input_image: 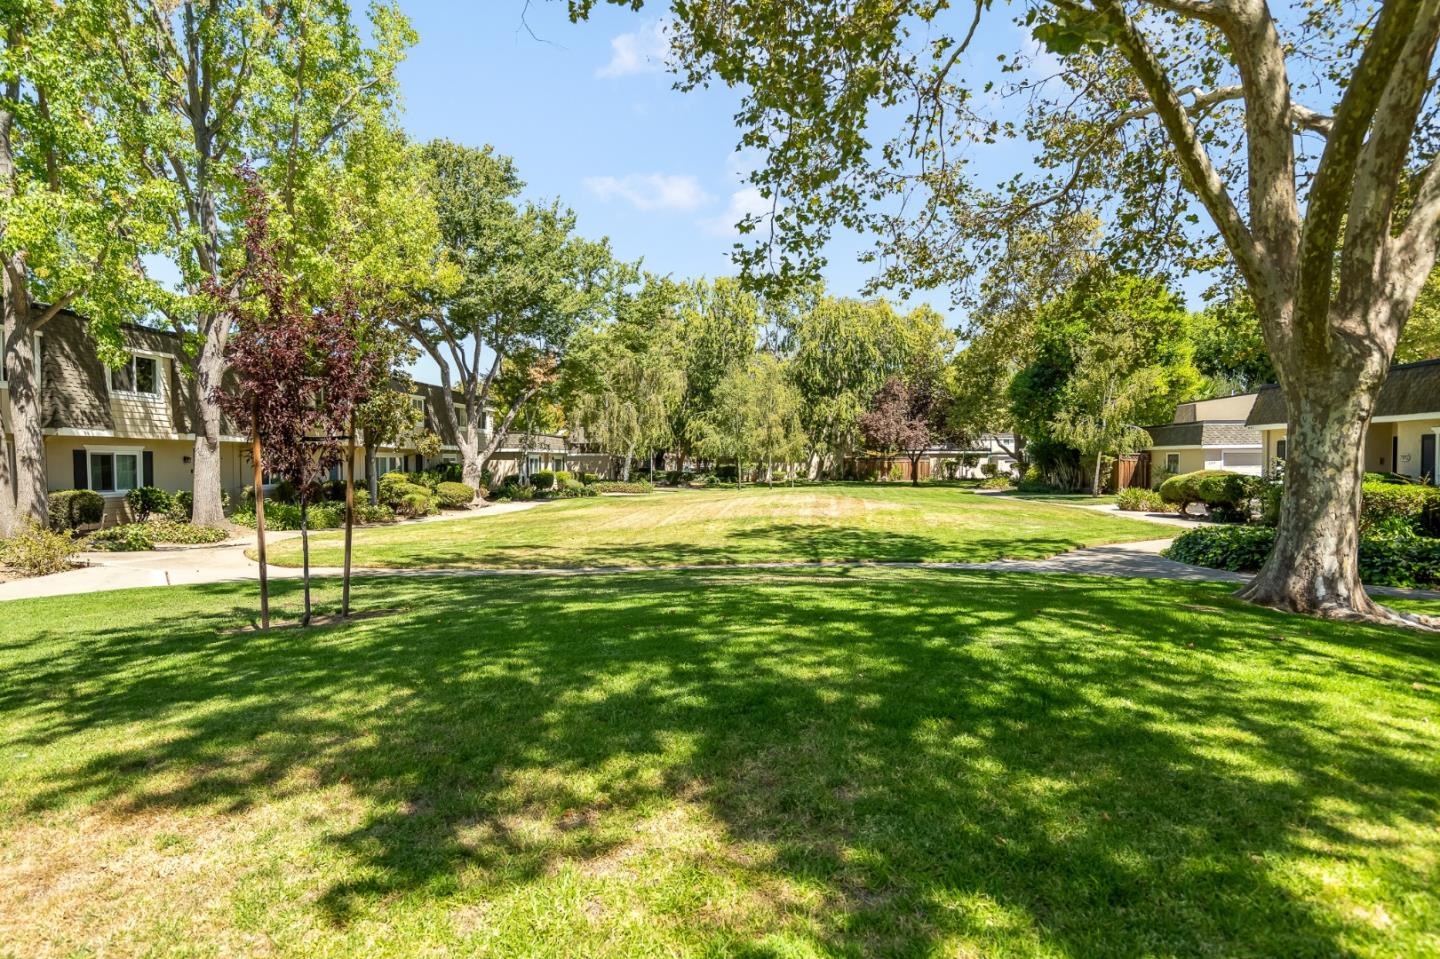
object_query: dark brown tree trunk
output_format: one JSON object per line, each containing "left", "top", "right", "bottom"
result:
{"left": 300, "top": 489, "right": 312, "bottom": 627}
{"left": 910, "top": 453, "right": 921, "bottom": 486}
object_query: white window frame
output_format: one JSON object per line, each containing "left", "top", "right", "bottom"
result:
{"left": 110, "top": 352, "right": 163, "bottom": 399}
{"left": 84, "top": 445, "right": 144, "bottom": 495}
{"left": 376, "top": 454, "right": 404, "bottom": 476}
{"left": 1164, "top": 453, "right": 1180, "bottom": 474}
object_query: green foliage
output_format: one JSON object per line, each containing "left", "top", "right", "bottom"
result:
{"left": 1115, "top": 487, "right": 1172, "bottom": 513}
{"left": 1360, "top": 481, "right": 1440, "bottom": 537}
{"left": 46, "top": 490, "right": 105, "bottom": 532}
{"left": 590, "top": 480, "right": 654, "bottom": 494}
{"left": 0, "top": 524, "right": 79, "bottom": 576}
{"left": 233, "top": 502, "right": 395, "bottom": 531}
{"left": 1165, "top": 525, "right": 1440, "bottom": 589}
{"left": 124, "top": 486, "right": 175, "bottom": 522}
{"left": 146, "top": 521, "right": 229, "bottom": 545}
{"left": 553, "top": 471, "right": 573, "bottom": 486}
{"left": 1159, "top": 470, "right": 1254, "bottom": 519}
{"left": 532, "top": 470, "right": 556, "bottom": 491}
{"left": 435, "top": 482, "right": 477, "bottom": 509}
{"left": 167, "top": 491, "right": 194, "bottom": 522}
{"left": 580, "top": 472, "right": 599, "bottom": 485}
{"left": 85, "top": 524, "right": 155, "bottom": 552}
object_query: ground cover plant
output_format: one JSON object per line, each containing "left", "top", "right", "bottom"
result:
{"left": 260, "top": 485, "right": 1161, "bottom": 570}
{"left": 0, "top": 571, "right": 1437, "bottom": 957}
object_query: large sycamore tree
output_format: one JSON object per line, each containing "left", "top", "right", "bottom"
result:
{"left": 576, "top": 0, "right": 1440, "bottom": 625}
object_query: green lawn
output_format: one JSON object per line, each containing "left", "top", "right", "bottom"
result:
{"left": 2, "top": 572, "right": 1438, "bottom": 957}
{"left": 262, "top": 484, "right": 1160, "bottom": 570}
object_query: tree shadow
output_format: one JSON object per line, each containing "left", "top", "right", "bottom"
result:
{"left": 5, "top": 571, "right": 1439, "bottom": 954}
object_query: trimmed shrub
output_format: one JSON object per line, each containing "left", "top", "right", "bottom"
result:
{"left": 551, "top": 480, "right": 598, "bottom": 498}
{"left": 1116, "top": 487, "right": 1171, "bottom": 513}
{"left": 1159, "top": 469, "right": 1254, "bottom": 520}
{"left": 85, "top": 524, "right": 155, "bottom": 552}
{"left": 977, "top": 476, "right": 1012, "bottom": 490}
{"left": 1361, "top": 480, "right": 1440, "bottom": 536}
{"left": 531, "top": 470, "right": 556, "bottom": 491}
{"left": 1163, "top": 525, "right": 1275, "bottom": 571}
{"left": 47, "top": 489, "right": 105, "bottom": 531}
{"left": 1164, "top": 524, "right": 1440, "bottom": 588}
{"left": 232, "top": 501, "right": 395, "bottom": 531}
{"left": 435, "top": 481, "right": 476, "bottom": 509}
{"left": 591, "top": 480, "right": 654, "bottom": 494}
{"left": 166, "top": 490, "right": 194, "bottom": 522}
{"left": 125, "top": 486, "right": 175, "bottom": 522}
{"left": 378, "top": 472, "right": 412, "bottom": 504}
{"left": 580, "top": 472, "right": 599, "bottom": 485}
{"left": 1, "top": 523, "right": 79, "bottom": 576}
{"left": 397, "top": 491, "right": 435, "bottom": 518}
{"left": 146, "top": 520, "right": 229, "bottom": 545}
{"left": 553, "top": 470, "right": 573, "bottom": 486}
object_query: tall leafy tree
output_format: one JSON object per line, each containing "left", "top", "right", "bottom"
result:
{"left": 572, "top": 0, "right": 1440, "bottom": 622}
{"left": 858, "top": 376, "right": 948, "bottom": 486}
{"left": 100, "top": 0, "right": 413, "bottom": 526}
{"left": 0, "top": 0, "right": 167, "bottom": 536}
{"left": 669, "top": 277, "right": 763, "bottom": 466}
{"left": 786, "top": 297, "right": 952, "bottom": 478}
{"left": 411, "top": 139, "right": 619, "bottom": 489}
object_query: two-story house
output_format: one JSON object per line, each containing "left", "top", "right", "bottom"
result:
{"left": 0, "top": 308, "right": 570, "bottom": 522}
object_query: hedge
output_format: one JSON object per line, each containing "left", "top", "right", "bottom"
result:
{"left": 590, "top": 480, "right": 654, "bottom": 494}
{"left": 1159, "top": 470, "right": 1254, "bottom": 520}
{"left": 1163, "top": 525, "right": 1440, "bottom": 589}
{"left": 435, "top": 481, "right": 476, "bottom": 509}
{"left": 531, "top": 470, "right": 556, "bottom": 491}
{"left": 1360, "top": 481, "right": 1440, "bottom": 536}
{"left": 125, "top": 486, "right": 175, "bottom": 521}
{"left": 47, "top": 489, "right": 105, "bottom": 531}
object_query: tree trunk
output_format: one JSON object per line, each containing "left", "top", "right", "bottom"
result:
{"left": 250, "top": 409, "right": 269, "bottom": 630}
{"left": 910, "top": 453, "right": 921, "bottom": 486}
{"left": 342, "top": 419, "right": 356, "bottom": 617}
{"left": 0, "top": 284, "right": 44, "bottom": 535}
{"left": 1236, "top": 383, "right": 1383, "bottom": 620}
{"left": 622, "top": 440, "right": 635, "bottom": 481}
{"left": 189, "top": 331, "right": 227, "bottom": 526}
{"left": 300, "top": 489, "right": 312, "bottom": 627}
{"left": 1092, "top": 452, "right": 1104, "bottom": 498}
{"left": 364, "top": 441, "right": 378, "bottom": 506}
{"left": 459, "top": 421, "right": 483, "bottom": 491}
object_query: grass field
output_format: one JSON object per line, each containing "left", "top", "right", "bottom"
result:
{"left": 3, "top": 571, "right": 1438, "bottom": 957}
{"left": 261, "top": 485, "right": 1160, "bottom": 570}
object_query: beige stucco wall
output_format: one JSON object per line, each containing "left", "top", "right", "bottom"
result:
{"left": 1265, "top": 419, "right": 1440, "bottom": 479}
{"left": 1392, "top": 419, "right": 1440, "bottom": 479}
{"left": 1183, "top": 394, "right": 1257, "bottom": 422}
{"left": 1152, "top": 447, "right": 1207, "bottom": 476}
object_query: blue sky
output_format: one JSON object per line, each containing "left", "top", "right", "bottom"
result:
{"left": 395, "top": 2, "right": 891, "bottom": 304}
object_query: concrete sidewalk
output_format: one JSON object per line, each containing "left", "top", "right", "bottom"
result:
{"left": 0, "top": 500, "right": 542, "bottom": 601}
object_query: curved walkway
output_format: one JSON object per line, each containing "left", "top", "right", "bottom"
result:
{"left": 4, "top": 498, "right": 1439, "bottom": 603}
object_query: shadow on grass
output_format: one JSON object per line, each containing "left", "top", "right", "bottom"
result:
{"left": 4, "top": 571, "right": 1439, "bottom": 954}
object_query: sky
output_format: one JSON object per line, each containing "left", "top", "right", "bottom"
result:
{"left": 392, "top": 1, "right": 917, "bottom": 381}
{"left": 378, "top": 2, "right": 1215, "bottom": 382}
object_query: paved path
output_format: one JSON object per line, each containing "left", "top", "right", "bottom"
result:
{"left": 4, "top": 495, "right": 1439, "bottom": 603}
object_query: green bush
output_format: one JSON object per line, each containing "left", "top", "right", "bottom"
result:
{"left": 580, "top": 472, "right": 599, "bottom": 485}
{"left": 397, "top": 491, "right": 435, "bottom": 518}
{"left": 590, "top": 480, "right": 654, "bottom": 494}
{"left": 1163, "top": 525, "right": 1440, "bottom": 588}
{"left": 506, "top": 485, "right": 536, "bottom": 502}
{"left": 85, "top": 524, "right": 155, "bottom": 552}
{"left": 1116, "top": 487, "right": 1171, "bottom": 513}
{"left": 553, "top": 470, "right": 573, "bottom": 486}
{"left": 1163, "top": 526, "right": 1275, "bottom": 571}
{"left": 124, "top": 486, "right": 174, "bottom": 521}
{"left": 977, "top": 476, "right": 1012, "bottom": 490}
{"left": 550, "top": 480, "right": 598, "bottom": 498}
{"left": 1159, "top": 469, "right": 1255, "bottom": 520}
{"left": 166, "top": 490, "right": 194, "bottom": 522}
{"left": 435, "top": 481, "right": 476, "bottom": 509}
{"left": 979, "top": 462, "right": 998, "bottom": 478}
{"left": 1, "top": 523, "right": 79, "bottom": 575}
{"left": 1361, "top": 480, "right": 1440, "bottom": 536}
{"left": 1015, "top": 465, "right": 1049, "bottom": 492}
{"left": 146, "top": 520, "right": 229, "bottom": 545}
{"left": 231, "top": 501, "right": 395, "bottom": 531}
{"left": 531, "top": 470, "right": 556, "bottom": 490}
{"left": 377, "top": 472, "right": 412, "bottom": 505}
{"left": 379, "top": 473, "right": 433, "bottom": 512}
{"left": 47, "top": 489, "right": 106, "bottom": 531}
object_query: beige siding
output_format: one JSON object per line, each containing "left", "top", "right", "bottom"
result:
{"left": 1392, "top": 418, "right": 1440, "bottom": 479}
{"left": 1152, "top": 447, "right": 1206, "bottom": 476}
{"left": 107, "top": 354, "right": 177, "bottom": 438}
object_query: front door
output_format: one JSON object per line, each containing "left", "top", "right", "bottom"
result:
{"left": 1423, "top": 433, "right": 1436, "bottom": 483}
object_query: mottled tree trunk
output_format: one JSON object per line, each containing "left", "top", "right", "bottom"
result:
{"left": 189, "top": 333, "right": 227, "bottom": 527}
{"left": 1237, "top": 372, "right": 1383, "bottom": 619}
{"left": 1, "top": 273, "right": 45, "bottom": 535}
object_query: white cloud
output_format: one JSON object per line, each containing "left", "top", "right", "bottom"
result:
{"left": 583, "top": 173, "right": 714, "bottom": 213}
{"left": 701, "top": 185, "right": 772, "bottom": 237}
{"left": 596, "top": 20, "right": 671, "bottom": 79}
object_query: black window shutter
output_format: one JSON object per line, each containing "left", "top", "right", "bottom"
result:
{"left": 143, "top": 451, "right": 154, "bottom": 488}
{"left": 73, "top": 449, "right": 87, "bottom": 489}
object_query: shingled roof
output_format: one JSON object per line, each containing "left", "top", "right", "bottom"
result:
{"left": 1247, "top": 357, "right": 1440, "bottom": 427}
{"left": 1144, "top": 421, "right": 1260, "bottom": 448}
